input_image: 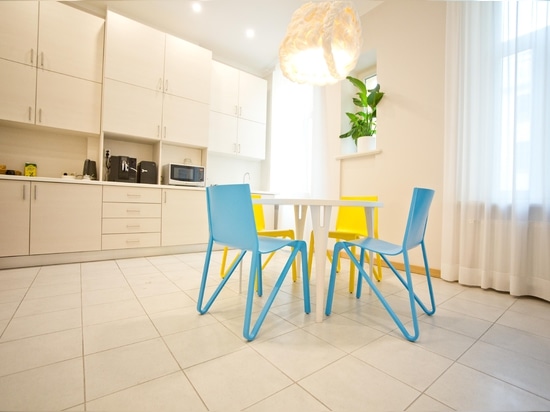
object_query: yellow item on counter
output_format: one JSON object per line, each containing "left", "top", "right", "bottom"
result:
{"left": 24, "top": 163, "right": 37, "bottom": 177}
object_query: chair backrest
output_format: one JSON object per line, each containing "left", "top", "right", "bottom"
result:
{"left": 206, "top": 184, "right": 259, "bottom": 250}
{"left": 251, "top": 194, "right": 267, "bottom": 231}
{"left": 403, "top": 188, "right": 435, "bottom": 250}
{"left": 336, "top": 196, "right": 379, "bottom": 237}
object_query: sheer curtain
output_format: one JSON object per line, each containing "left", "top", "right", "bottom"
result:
{"left": 442, "top": 1, "right": 550, "bottom": 301}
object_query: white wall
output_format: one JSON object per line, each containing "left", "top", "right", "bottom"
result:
{"left": 339, "top": 1, "right": 447, "bottom": 269}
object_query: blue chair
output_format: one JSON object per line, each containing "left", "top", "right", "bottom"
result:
{"left": 197, "top": 183, "right": 311, "bottom": 341}
{"left": 325, "top": 187, "right": 436, "bottom": 342}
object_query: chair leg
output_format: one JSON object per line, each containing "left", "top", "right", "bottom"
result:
{"left": 198, "top": 242, "right": 247, "bottom": 315}
{"left": 243, "top": 244, "right": 310, "bottom": 341}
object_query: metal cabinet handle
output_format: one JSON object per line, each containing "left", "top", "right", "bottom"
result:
{"left": 38, "top": 108, "right": 42, "bottom": 123}
{"left": 165, "top": 79, "right": 168, "bottom": 92}
{"left": 22, "top": 185, "right": 26, "bottom": 200}
{"left": 30, "top": 48, "right": 34, "bottom": 65}
{"left": 28, "top": 107, "right": 32, "bottom": 121}
{"left": 34, "top": 185, "right": 37, "bottom": 200}
{"left": 40, "top": 52, "right": 44, "bottom": 67}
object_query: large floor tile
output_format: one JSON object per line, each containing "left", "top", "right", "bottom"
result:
{"left": 164, "top": 322, "right": 246, "bottom": 368}
{"left": 419, "top": 305, "right": 492, "bottom": 339}
{"left": 302, "top": 313, "right": 384, "bottom": 353}
{"left": 14, "top": 292, "right": 81, "bottom": 318}
{"left": 138, "top": 291, "right": 196, "bottom": 314}
{"left": 0, "top": 307, "right": 81, "bottom": 342}
{"left": 85, "top": 371, "right": 206, "bottom": 411}
{"left": 353, "top": 335, "right": 453, "bottom": 391}
{"left": 459, "top": 340, "right": 550, "bottom": 399}
{"left": 253, "top": 329, "right": 346, "bottom": 381}
{"left": 0, "top": 267, "right": 38, "bottom": 291}
{"left": 149, "top": 305, "right": 218, "bottom": 336}
{"left": 299, "top": 355, "right": 420, "bottom": 411}
{"left": 84, "top": 338, "right": 180, "bottom": 401}
{"left": 496, "top": 308, "right": 550, "bottom": 339}
{"left": 83, "top": 315, "right": 159, "bottom": 355}
{"left": 426, "top": 363, "right": 550, "bottom": 411}
{"left": 481, "top": 323, "right": 550, "bottom": 363}
{"left": 185, "top": 347, "right": 292, "bottom": 411}
{"left": 244, "top": 383, "right": 330, "bottom": 412}
{"left": 0, "top": 328, "right": 82, "bottom": 377}
{"left": 82, "top": 298, "right": 145, "bottom": 326}
{"left": 0, "top": 358, "right": 84, "bottom": 411}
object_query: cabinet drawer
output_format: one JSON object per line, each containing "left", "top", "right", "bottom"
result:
{"left": 103, "top": 203, "right": 161, "bottom": 218}
{"left": 102, "top": 218, "right": 161, "bottom": 234}
{"left": 102, "top": 233, "right": 161, "bottom": 250}
{"left": 103, "top": 186, "right": 161, "bottom": 203}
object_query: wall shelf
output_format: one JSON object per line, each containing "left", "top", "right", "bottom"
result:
{"left": 336, "top": 149, "right": 382, "bottom": 161}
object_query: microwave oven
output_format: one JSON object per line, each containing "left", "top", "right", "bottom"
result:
{"left": 163, "top": 163, "right": 205, "bottom": 186}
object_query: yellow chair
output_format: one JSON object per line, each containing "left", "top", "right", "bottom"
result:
{"left": 307, "top": 195, "right": 382, "bottom": 293}
{"left": 220, "top": 194, "right": 297, "bottom": 281}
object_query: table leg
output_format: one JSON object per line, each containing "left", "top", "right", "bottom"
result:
{"left": 364, "top": 206, "right": 374, "bottom": 292}
{"left": 310, "top": 205, "right": 332, "bottom": 322}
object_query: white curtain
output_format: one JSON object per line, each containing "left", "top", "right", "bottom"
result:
{"left": 442, "top": 1, "right": 550, "bottom": 301}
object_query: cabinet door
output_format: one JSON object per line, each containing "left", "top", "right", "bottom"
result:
{"left": 161, "top": 189, "right": 208, "bottom": 246}
{"left": 104, "top": 11, "right": 165, "bottom": 91}
{"left": 30, "top": 182, "right": 102, "bottom": 255}
{"left": 0, "top": 59, "right": 36, "bottom": 124}
{"left": 163, "top": 94, "right": 209, "bottom": 147}
{"left": 239, "top": 71, "right": 267, "bottom": 124}
{"left": 103, "top": 78, "right": 163, "bottom": 139}
{"left": 0, "top": 1, "right": 38, "bottom": 66}
{"left": 38, "top": 2, "right": 104, "bottom": 82}
{"left": 208, "top": 111, "right": 238, "bottom": 155}
{"left": 238, "top": 119, "right": 266, "bottom": 160}
{"left": 0, "top": 181, "right": 30, "bottom": 257}
{"left": 164, "top": 34, "right": 212, "bottom": 104}
{"left": 36, "top": 70, "right": 102, "bottom": 134}
{"left": 210, "top": 61, "right": 239, "bottom": 115}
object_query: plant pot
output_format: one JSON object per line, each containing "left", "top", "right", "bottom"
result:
{"left": 357, "top": 136, "right": 376, "bottom": 152}
{"left": 340, "top": 136, "right": 357, "bottom": 155}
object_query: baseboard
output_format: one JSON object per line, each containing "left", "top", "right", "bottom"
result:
{"left": 334, "top": 251, "right": 441, "bottom": 278}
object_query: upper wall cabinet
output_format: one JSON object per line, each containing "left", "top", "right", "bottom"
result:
{"left": 0, "top": 1, "right": 104, "bottom": 133}
{"left": 103, "top": 11, "right": 211, "bottom": 146}
{"left": 209, "top": 61, "right": 267, "bottom": 159}
{"left": 210, "top": 61, "right": 267, "bottom": 124}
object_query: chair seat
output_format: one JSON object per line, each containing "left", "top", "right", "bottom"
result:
{"left": 258, "top": 236, "right": 300, "bottom": 254}
{"left": 355, "top": 237, "right": 403, "bottom": 256}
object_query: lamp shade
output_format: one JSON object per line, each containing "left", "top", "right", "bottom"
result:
{"left": 279, "top": 1, "right": 362, "bottom": 85}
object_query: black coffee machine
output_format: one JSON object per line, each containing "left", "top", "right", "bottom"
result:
{"left": 107, "top": 156, "right": 137, "bottom": 183}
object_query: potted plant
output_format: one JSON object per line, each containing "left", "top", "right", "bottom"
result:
{"left": 339, "top": 76, "right": 384, "bottom": 150}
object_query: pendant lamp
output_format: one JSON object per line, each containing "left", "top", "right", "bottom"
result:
{"left": 279, "top": 1, "right": 362, "bottom": 85}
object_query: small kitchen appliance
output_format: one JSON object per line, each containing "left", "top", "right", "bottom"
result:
{"left": 107, "top": 156, "right": 137, "bottom": 183}
{"left": 82, "top": 159, "right": 97, "bottom": 180}
{"left": 137, "top": 161, "right": 158, "bottom": 184}
{"left": 163, "top": 163, "right": 205, "bottom": 186}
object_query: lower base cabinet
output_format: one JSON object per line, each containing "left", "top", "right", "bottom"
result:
{"left": 30, "top": 182, "right": 102, "bottom": 255}
{"left": 161, "top": 188, "right": 208, "bottom": 246}
{"left": 0, "top": 180, "right": 31, "bottom": 257}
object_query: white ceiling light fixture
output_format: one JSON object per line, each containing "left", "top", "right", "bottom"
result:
{"left": 279, "top": 1, "right": 362, "bottom": 86}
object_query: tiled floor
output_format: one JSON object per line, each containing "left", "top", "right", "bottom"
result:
{"left": 1, "top": 250, "right": 550, "bottom": 411}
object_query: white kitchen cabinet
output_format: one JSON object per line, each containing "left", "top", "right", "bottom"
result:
{"left": 0, "top": 1, "right": 104, "bottom": 133}
{"left": 103, "top": 11, "right": 211, "bottom": 146}
{"left": 104, "top": 11, "right": 166, "bottom": 92}
{"left": 0, "top": 1, "right": 38, "bottom": 66}
{"left": 164, "top": 34, "right": 212, "bottom": 104}
{"left": 161, "top": 188, "right": 208, "bottom": 246}
{"left": 30, "top": 182, "right": 102, "bottom": 255}
{"left": 102, "top": 78, "right": 164, "bottom": 140}
{"left": 36, "top": 70, "right": 102, "bottom": 134}
{"left": 210, "top": 61, "right": 267, "bottom": 124}
{"left": 209, "top": 61, "right": 267, "bottom": 159}
{"left": 0, "top": 180, "right": 31, "bottom": 257}
{"left": 102, "top": 185, "right": 162, "bottom": 250}
{"left": 162, "top": 94, "right": 209, "bottom": 147}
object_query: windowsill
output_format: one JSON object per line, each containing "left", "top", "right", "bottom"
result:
{"left": 336, "top": 149, "right": 382, "bottom": 160}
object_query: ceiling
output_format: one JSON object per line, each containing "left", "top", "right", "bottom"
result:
{"left": 70, "top": 0, "right": 382, "bottom": 78}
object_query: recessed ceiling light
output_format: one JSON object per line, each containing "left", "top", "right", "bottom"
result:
{"left": 191, "top": 2, "right": 202, "bottom": 13}
{"left": 245, "top": 29, "right": 255, "bottom": 39}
